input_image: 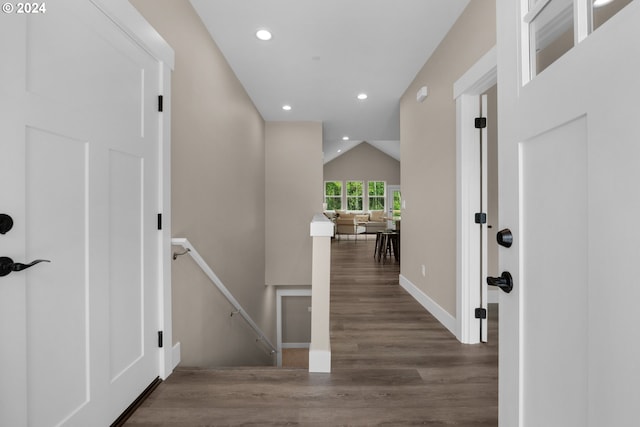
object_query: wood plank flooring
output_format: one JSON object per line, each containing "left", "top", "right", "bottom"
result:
{"left": 125, "top": 238, "right": 498, "bottom": 426}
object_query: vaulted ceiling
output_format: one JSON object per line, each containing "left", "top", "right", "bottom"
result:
{"left": 190, "top": 0, "right": 470, "bottom": 163}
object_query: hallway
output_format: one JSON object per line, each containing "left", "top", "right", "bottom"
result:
{"left": 125, "top": 238, "right": 497, "bottom": 426}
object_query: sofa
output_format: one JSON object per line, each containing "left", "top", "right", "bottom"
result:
{"left": 327, "top": 210, "right": 387, "bottom": 234}
{"left": 335, "top": 217, "right": 366, "bottom": 240}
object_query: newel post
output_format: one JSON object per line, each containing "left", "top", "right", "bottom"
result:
{"left": 309, "top": 213, "right": 334, "bottom": 373}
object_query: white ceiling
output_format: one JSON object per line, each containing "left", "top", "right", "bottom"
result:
{"left": 189, "top": 0, "right": 470, "bottom": 163}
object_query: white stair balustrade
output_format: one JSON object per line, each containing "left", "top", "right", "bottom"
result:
{"left": 309, "top": 214, "right": 334, "bottom": 373}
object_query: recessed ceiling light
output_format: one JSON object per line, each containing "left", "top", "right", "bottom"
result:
{"left": 593, "top": 0, "right": 614, "bottom": 6}
{"left": 357, "top": 93, "right": 368, "bottom": 100}
{"left": 282, "top": 105, "right": 292, "bottom": 111}
{"left": 342, "top": 136, "right": 349, "bottom": 141}
{"left": 256, "top": 29, "right": 272, "bottom": 41}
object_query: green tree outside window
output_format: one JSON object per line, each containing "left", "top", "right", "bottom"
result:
{"left": 346, "top": 181, "right": 363, "bottom": 211}
{"left": 368, "top": 181, "right": 385, "bottom": 211}
{"left": 393, "top": 190, "right": 402, "bottom": 216}
{"left": 324, "top": 181, "right": 342, "bottom": 210}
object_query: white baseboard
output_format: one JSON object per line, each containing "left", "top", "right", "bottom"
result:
{"left": 399, "top": 274, "right": 457, "bottom": 337}
{"left": 171, "top": 342, "right": 181, "bottom": 370}
{"left": 308, "top": 346, "right": 331, "bottom": 373}
{"left": 282, "top": 342, "right": 310, "bottom": 349}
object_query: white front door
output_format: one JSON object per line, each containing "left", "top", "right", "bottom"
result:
{"left": 497, "top": 0, "right": 640, "bottom": 425}
{"left": 0, "top": 1, "right": 163, "bottom": 425}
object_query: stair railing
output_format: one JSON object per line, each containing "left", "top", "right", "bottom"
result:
{"left": 171, "top": 237, "right": 276, "bottom": 355}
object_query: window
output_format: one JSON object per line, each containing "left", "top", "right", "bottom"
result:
{"left": 593, "top": 0, "right": 633, "bottom": 31}
{"left": 324, "top": 181, "right": 342, "bottom": 210}
{"left": 527, "top": 0, "right": 574, "bottom": 78}
{"left": 524, "top": 0, "right": 634, "bottom": 83}
{"left": 346, "top": 181, "right": 363, "bottom": 211}
{"left": 368, "top": 181, "right": 385, "bottom": 211}
{"left": 393, "top": 189, "right": 402, "bottom": 216}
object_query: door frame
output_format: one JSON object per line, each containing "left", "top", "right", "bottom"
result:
{"left": 276, "top": 287, "right": 312, "bottom": 367}
{"left": 93, "top": 0, "right": 176, "bottom": 378}
{"left": 454, "top": 46, "right": 497, "bottom": 344}
{"left": 387, "top": 185, "right": 401, "bottom": 229}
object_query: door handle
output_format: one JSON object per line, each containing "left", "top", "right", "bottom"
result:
{"left": 0, "top": 257, "right": 51, "bottom": 277}
{"left": 487, "top": 271, "right": 513, "bottom": 293}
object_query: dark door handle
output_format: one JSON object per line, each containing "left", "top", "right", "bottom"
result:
{"left": 0, "top": 257, "right": 51, "bottom": 277}
{"left": 487, "top": 271, "right": 513, "bottom": 293}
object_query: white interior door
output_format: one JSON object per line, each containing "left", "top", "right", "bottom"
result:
{"left": 0, "top": 1, "right": 163, "bottom": 425}
{"left": 497, "top": 0, "right": 640, "bottom": 425}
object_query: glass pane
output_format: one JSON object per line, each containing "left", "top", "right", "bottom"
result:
{"left": 593, "top": 0, "right": 633, "bottom": 31}
{"left": 393, "top": 190, "right": 402, "bottom": 213}
{"left": 325, "top": 181, "right": 342, "bottom": 196}
{"left": 369, "top": 197, "right": 384, "bottom": 210}
{"left": 530, "top": 0, "right": 574, "bottom": 77}
{"left": 347, "top": 181, "right": 363, "bottom": 196}
{"left": 368, "top": 181, "right": 381, "bottom": 196}
{"left": 347, "top": 197, "right": 363, "bottom": 211}
{"left": 326, "top": 197, "right": 341, "bottom": 210}
{"left": 368, "top": 181, "right": 384, "bottom": 196}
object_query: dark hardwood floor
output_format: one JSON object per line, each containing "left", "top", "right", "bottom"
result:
{"left": 126, "top": 238, "right": 498, "bottom": 426}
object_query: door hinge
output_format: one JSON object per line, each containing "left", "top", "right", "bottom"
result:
{"left": 157, "top": 213, "right": 162, "bottom": 230}
{"left": 158, "top": 331, "right": 164, "bottom": 348}
{"left": 475, "top": 117, "right": 486, "bottom": 129}
{"left": 474, "top": 212, "right": 487, "bottom": 224}
{"left": 158, "top": 95, "right": 164, "bottom": 112}
{"left": 474, "top": 308, "right": 487, "bottom": 319}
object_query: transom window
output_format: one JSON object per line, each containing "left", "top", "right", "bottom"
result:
{"left": 524, "top": 0, "right": 634, "bottom": 82}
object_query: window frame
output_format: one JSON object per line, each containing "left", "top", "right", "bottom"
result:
{"left": 346, "top": 180, "right": 364, "bottom": 211}
{"left": 367, "top": 180, "right": 386, "bottom": 212}
{"left": 521, "top": 0, "right": 630, "bottom": 85}
{"left": 324, "top": 180, "right": 343, "bottom": 211}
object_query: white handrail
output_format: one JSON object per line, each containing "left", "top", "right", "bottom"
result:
{"left": 171, "top": 237, "right": 276, "bottom": 354}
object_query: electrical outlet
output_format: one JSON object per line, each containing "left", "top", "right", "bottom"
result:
{"left": 421, "top": 264, "right": 426, "bottom": 277}
{"left": 308, "top": 306, "right": 312, "bottom": 313}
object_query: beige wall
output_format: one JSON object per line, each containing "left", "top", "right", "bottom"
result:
{"left": 400, "top": 0, "right": 496, "bottom": 317}
{"left": 323, "top": 142, "right": 401, "bottom": 204}
{"left": 265, "top": 122, "right": 323, "bottom": 286}
{"left": 282, "top": 296, "right": 312, "bottom": 343}
{"left": 131, "top": 0, "right": 274, "bottom": 367}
